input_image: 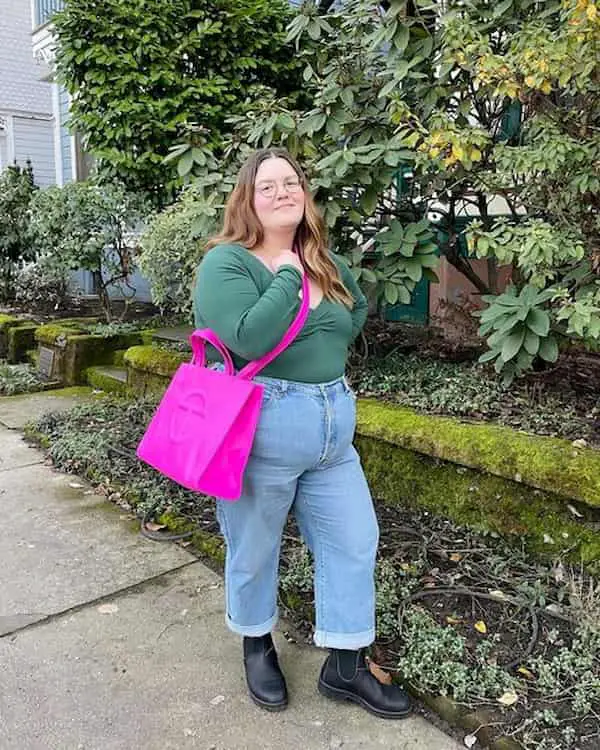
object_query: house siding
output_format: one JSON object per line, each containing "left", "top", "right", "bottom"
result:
{"left": 0, "top": 0, "right": 55, "bottom": 183}
{"left": 12, "top": 115, "right": 56, "bottom": 186}
{"left": 58, "top": 85, "right": 73, "bottom": 183}
{"left": 0, "top": 0, "right": 52, "bottom": 114}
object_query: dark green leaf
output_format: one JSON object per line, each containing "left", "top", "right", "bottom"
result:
{"left": 361, "top": 188, "right": 378, "bottom": 215}
{"left": 501, "top": 326, "right": 526, "bottom": 362}
{"left": 523, "top": 330, "right": 540, "bottom": 356}
{"left": 397, "top": 285, "right": 412, "bottom": 305}
{"left": 422, "top": 268, "right": 439, "bottom": 283}
{"left": 538, "top": 336, "right": 559, "bottom": 363}
{"left": 494, "top": 0, "right": 514, "bottom": 16}
{"left": 394, "top": 25, "right": 410, "bottom": 53}
{"left": 361, "top": 268, "right": 377, "bottom": 284}
{"left": 479, "top": 348, "right": 500, "bottom": 363}
{"left": 526, "top": 308, "right": 551, "bottom": 337}
{"left": 403, "top": 259, "right": 423, "bottom": 282}
{"left": 177, "top": 150, "right": 194, "bottom": 177}
{"left": 277, "top": 113, "right": 295, "bottom": 131}
{"left": 384, "top": 282, "right": 398, "bottom": 305}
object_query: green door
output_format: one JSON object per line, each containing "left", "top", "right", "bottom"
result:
{"left": 383, "top": 166, "right": 430, "bottom": 325}
{"left": 384, "top": 276, "right": 429, "bottom": 325}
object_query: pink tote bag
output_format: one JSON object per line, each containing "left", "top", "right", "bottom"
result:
{"left": 137, "top": 272, "right": 310, "bottom": 500}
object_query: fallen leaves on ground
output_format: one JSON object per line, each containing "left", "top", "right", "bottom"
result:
{"left": 144, "top": 522, "right": 166, "bottom": 532}
{"left": 366, "top": 657, "right": 393, "bottom": 685}
{"left": 497, "top": 689, "right": 519, "bottom": 707}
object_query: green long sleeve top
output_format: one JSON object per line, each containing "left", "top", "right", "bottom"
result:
{"left": 193, "top": 243, "right": 368, "bottom": 383}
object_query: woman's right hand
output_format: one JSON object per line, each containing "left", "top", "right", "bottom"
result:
{"left": 272, "top": 250, "right": 304, "bottom": 275}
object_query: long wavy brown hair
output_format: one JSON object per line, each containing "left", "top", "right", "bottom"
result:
{"left": 206, "top": 148, "right": 353, "bottom": 307}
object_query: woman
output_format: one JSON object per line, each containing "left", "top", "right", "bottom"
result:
{"left": 193, "top": 148, "right": 410, "bottom": 719}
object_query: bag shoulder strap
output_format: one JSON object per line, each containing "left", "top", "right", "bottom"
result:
{"left": 237, "top": 271, "right": 310, "bottom": 380}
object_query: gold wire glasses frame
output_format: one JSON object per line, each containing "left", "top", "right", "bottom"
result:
{"left": 255, "top": 177, "right": 303, "bottom": 199}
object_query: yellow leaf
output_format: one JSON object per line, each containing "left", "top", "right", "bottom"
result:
{"left": 451, "top": 144, "right": 465, "bottom": 161}
{"left": 587, "top": 3, "right": 597, "bottom": 21}
{"left": 446, "top": 615, "right": 463, "bottom": 625}
{"left": 429, "top": 147, "right": 441, "bottom": 158}
{"left": 449, "top": 552, "right": 463, "bottom": 562}
{"left": 470, "top": 148, "right": 483, "bottom": 162}
{"left": 497, "top": 690, "right": 519, "bottom": 706}
{"left": 474, "top": 620, "right": 488, "bottom": 634}
{"left": 517, "top": 666, "right": 535, "bottom": 680}
{"left": 540, "top": 80, "right": 552, "bottom": 95}
{"left": 525, "top": 75, "right": 536, "bottom": 87}
{"left": 503, "top": 81, "right": 520, "bottom": 98}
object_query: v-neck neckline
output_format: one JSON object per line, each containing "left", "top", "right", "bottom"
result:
{"left": 243, "top": 247, "right": 326, "bottom": 313}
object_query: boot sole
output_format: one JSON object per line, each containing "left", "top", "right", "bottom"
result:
{"left": 318, "top": 679, "right": 411, "bottom": 720}
{"left": 248, "top": 691, "right": 288, "bottom": 712}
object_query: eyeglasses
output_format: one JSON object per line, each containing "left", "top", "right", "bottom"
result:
{"left": 255, "top": 177, "right": 303, "bottom": 199}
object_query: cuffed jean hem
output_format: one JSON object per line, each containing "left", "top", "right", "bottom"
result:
{"left": 313, "top": 627, "right": 375, "bottom": 650}
{"left": 225, "top": 609, "right": 279, "bottom": 637}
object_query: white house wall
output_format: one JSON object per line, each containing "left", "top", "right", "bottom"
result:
{"left": 0, "top": 132, "right": 7, "bottom": 169}
{"left": 0, "top": 0, "right": 53, "bottom": 114}
{"left": 0, "top": 0, "right": 56, "bottom": 185}
{"left": 58, "top": 85, "right": 74, "bottom": 184}
{"left": 12, "top": 115, "right": 56, "bottom": 186}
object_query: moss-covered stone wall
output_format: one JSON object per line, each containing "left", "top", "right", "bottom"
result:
{"left": 84, "top": 367, "right": 130, "bottom": 396}
{"left": 124, "top": 345, "right": 190, "bottom": 397}
{"left": 356, "top": 399, "right": 600, "bottom": 509}
{"left": 112, "top": 345, "right": 600, "bottom": 565}
{"left": 35, "top": 319, "right": 91, "bottom": 346}
{"left": 8, "top": 323, "right": 38, "bottom": 363}
{"left": 0, "top": 315, "right": 34, "bottom": 360}
{"left": 355, "top": 434, "right": 600, "bottom": 570}
{"left": 34, "top": 323, "right": 154, "bottom": 385}
{"left": 124, "top": 344, "right": 190, "bottom": 377}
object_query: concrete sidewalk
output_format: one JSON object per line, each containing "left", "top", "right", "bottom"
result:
{"left": 0, "top": 393, "right": 462, "bottom": 750}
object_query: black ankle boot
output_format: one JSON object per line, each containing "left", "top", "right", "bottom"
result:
{"left": 243, "top": 633, "right": 288, "bottom": 711}
{"left": 318, "top": 648, "right": 411, "bottom": 719}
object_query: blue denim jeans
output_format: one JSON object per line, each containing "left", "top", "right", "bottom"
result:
{"left": 215, "top": 371, "right": 379, "bottom": 650}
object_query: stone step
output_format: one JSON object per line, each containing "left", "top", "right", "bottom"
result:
{"left": 86, "top": 365, "right": 128, "bottom": 394}
{"left": 151, "top": 326, "right": 193, "bottom": 350}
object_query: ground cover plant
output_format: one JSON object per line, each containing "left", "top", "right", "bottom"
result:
{"left": 0, "top": 362, "right": 46, "bottom": 396}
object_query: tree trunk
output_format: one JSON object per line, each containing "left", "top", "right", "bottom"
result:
{"left": 443, "top": 194, "right": 491, "bottom": 296}
{"left": 92, "top": 270, "right": 112, "bottom": 322}
{"left": 476, "top": 193, "right": 498, "bottom": 294}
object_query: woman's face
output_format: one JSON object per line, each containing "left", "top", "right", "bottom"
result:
{"left": 253, "top": 157, "right": 305, "bottom": 234}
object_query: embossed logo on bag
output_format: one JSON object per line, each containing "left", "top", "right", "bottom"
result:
{"left": 169, "top": 391, "right": 207, "bottom": 443}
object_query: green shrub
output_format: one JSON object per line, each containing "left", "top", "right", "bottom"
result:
{"left": 138, "top": 187, "right": 205, "bottom": 318}
{"left": 14, "top": 259, "right": 71, "bottom": 314}
{"left": 53, "top": 0, "right": 303, "bottom": 198}
{"left": 0, "top": 163, "right": 36, "bottom": 301}
{"left": 28, "top": 181, "right": 149, "bottom": 322}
